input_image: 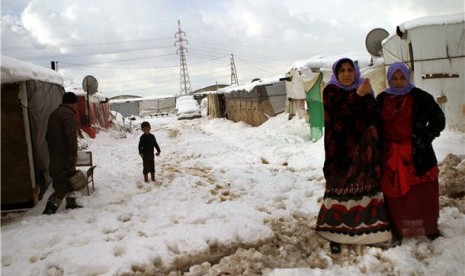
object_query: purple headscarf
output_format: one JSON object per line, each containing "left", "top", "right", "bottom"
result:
{"left": 385, "top": 62, "right": 415, "bottom": 95}
{"left": 326, "top": 58, "right": 365, "bottom": 91}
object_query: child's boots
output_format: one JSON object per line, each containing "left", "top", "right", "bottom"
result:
{"left": 150, "top": 172, "right": 155, "bottom": 182}
{"left": 144, "top": 174, "right": 149, "bottom": 183}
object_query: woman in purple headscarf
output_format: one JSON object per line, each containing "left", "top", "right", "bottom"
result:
{"left": 316, "top": 58, "right": 392, "bottom": 253}
{"left": 377, "top": 62, "right": 445, "bottom": 243}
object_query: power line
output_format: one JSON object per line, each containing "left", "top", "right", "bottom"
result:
{"left": 3, "top": 36, "right": 173, "bottom": 51}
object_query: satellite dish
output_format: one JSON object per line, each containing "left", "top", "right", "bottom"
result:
{"left": 82, "top": 75, "right": 98, "bottom": 95}
{"left": 365, "top": 28, "right": 389, "bottom": 57}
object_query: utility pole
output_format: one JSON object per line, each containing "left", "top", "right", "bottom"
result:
{"left": 230, "top": 54, "right": 238, "bottom": 85}
{"left": 51, "top": 61, "right": 58, "bottom": 71}
{"left": 175, "top": 20, "right": 192, "bottom": 96}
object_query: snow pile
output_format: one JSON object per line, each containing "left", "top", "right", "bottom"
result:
{"left": 439, "top": 154, "right": 465, "bottom": 213}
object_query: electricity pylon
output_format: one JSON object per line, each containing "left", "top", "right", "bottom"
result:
{"left": 230, "top": 53, "right": 239, "bottom": 85}
{"left": 175, "top": 20, "right": 192, "bottom": 96}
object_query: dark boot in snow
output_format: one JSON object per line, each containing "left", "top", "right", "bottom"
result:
{"left": 43, "top": 202, "right": 59, "bottom": 215}
{"left": 150, "top": 172, "right": 155, "bottom": 182}
{"left": 427, "top": 232, "right": 441, "bottom": 241}
{"left": 65, "top": 197, "right": 83, "bottom": 209}
{"left": 144, "top": 174, "right": 149, "bottom": 183}
{"left": 330, "top": 242, "right": 341, "bottom": 254}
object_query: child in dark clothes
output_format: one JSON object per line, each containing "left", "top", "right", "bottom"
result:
{"left": 138, "top": 121, "right": 161, "bottom": 182}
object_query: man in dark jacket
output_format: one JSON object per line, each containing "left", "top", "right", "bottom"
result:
{"left": 43, "top": 92, "right": 82, "bottom": 215}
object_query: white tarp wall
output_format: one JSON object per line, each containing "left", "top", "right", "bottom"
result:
{"left": 110, "top": 96, "right": 176, "bottom": 118}
{"left": 139, "top": 97, "right": 176, "bottom": 116}
{"left": 110, "top": 100, "right": 140, "bottom": 118}
{"left": 264, "top": 81, "right": 287, "bottom": 115}
{"left": 382, "top": 12, "right": 465, "bottom": 131}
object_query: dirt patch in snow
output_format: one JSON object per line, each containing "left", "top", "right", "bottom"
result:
{"left": 135, "top": 214, "right": 395, "bottom": 276}
{"left": 439, "top": 154, "right": 465, "bottom": 212}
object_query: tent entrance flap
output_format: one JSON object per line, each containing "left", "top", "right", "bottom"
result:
{"left": 1, "top": 83, "right": 37, "bottom": 209}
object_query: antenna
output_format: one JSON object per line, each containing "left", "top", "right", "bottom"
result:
{"left": 175, "top": 20, "right": 192, "bottom": 96}
{"left": 365, "top": 28, "right": 389, "bottom": 57}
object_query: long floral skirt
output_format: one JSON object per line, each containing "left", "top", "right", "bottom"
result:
{"left": 316, "top": 191, "right": 392, "bottom": 244}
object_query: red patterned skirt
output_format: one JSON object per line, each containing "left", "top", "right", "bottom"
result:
{"left": 316, "top": 192, "right": 392, "bottom": 244}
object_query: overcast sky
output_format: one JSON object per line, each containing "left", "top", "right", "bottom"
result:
{"left": 2, "top": 0, "right": 464, "bottom": 98}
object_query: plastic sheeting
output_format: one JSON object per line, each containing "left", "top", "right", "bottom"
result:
{"left": 222, "top": 81, "right": 286, "bottom": 127}
{"left": 1, "top": 80, "right": 63, "bottom": 209}
{"left": 26, "top": 80, "right": 64, "bottom": 197}
{"left": 139, "top": 97, "right": 176, "bottom": 116}
{"left": 306, "top": 73, "right": 324, "bottom": 142}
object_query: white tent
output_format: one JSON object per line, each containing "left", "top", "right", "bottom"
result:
{"left": 110, "top": 96, "right": 176, "bottom": 118}
{"left": 1, "top": 56, "right": 64, "bottom": 209}
{"left": 382, "top": 12, "right": 465, "bottom": 131}
{"left": 139, "top": 96, "right": 175, "bottom": 116}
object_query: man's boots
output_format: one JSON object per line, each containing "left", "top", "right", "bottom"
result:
{"left": 43, "top": 201, "right": 59, "bottom": 215}
{"left": 150, "top": 172, "right": 155, "bottom": 182}
{"left": 65, "top": 197, "right": 83, "bottom": 209}
{"left": 144, "top": 174, "right": 149, "bottom": 183}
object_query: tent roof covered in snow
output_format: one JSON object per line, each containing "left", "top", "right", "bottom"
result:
{"left": 1, "top": 56, "right": 63, "bottom": 86}
{"left": 1, "top": 56, "right": 64, "bottom": 210}
{"left": 286, "top": 52, "right": 378, "bottom": 74}
{"left": 218, "top": 75, "right": 284, "bottom": 94}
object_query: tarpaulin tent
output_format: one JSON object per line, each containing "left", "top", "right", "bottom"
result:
{"left": 88, "top": 93, "right": 111, "bottom": 130}
{"left": 382, "top": 12, "right": 465, "bottom": 131}
{"left": 109, "top": 97, "right": 142, "bottom": 118}
{"left": 1, "top": 56, "right": 64, "bottom": 210}
{"left": 284, "top": 67, "right": 309, "bottom": 121}
{"left": 217, "top": 77, "right": 287, "bottom": 127}
{"left": 66, "top": 87, "right": 111, "bottom": 138}
{"left": 139, "top": 96, "right": 175, "bottom": 116}
{"left": 283, "top": 66, "right": 324, "bottom": 142}
{"left": 109, "top": 96, "right": 175, "bottom": 118}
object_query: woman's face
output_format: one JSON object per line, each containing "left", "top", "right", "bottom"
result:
{"left": 337, "top": 62, "right": 356, "bottom": 87}
{"left": 390, "top": 70, "right": 407, "bottom": 89}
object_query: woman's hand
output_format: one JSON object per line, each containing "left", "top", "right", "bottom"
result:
{"left": 357, "top": 78, "right": 372, "bottom": 96}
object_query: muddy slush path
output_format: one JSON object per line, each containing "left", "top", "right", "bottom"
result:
{"left": 126, "top": 124, "right": 465, "bottom": 276}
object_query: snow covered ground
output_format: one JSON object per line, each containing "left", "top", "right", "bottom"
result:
{"left": 2, "top": 113, "right": 465, "bottom": 275}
